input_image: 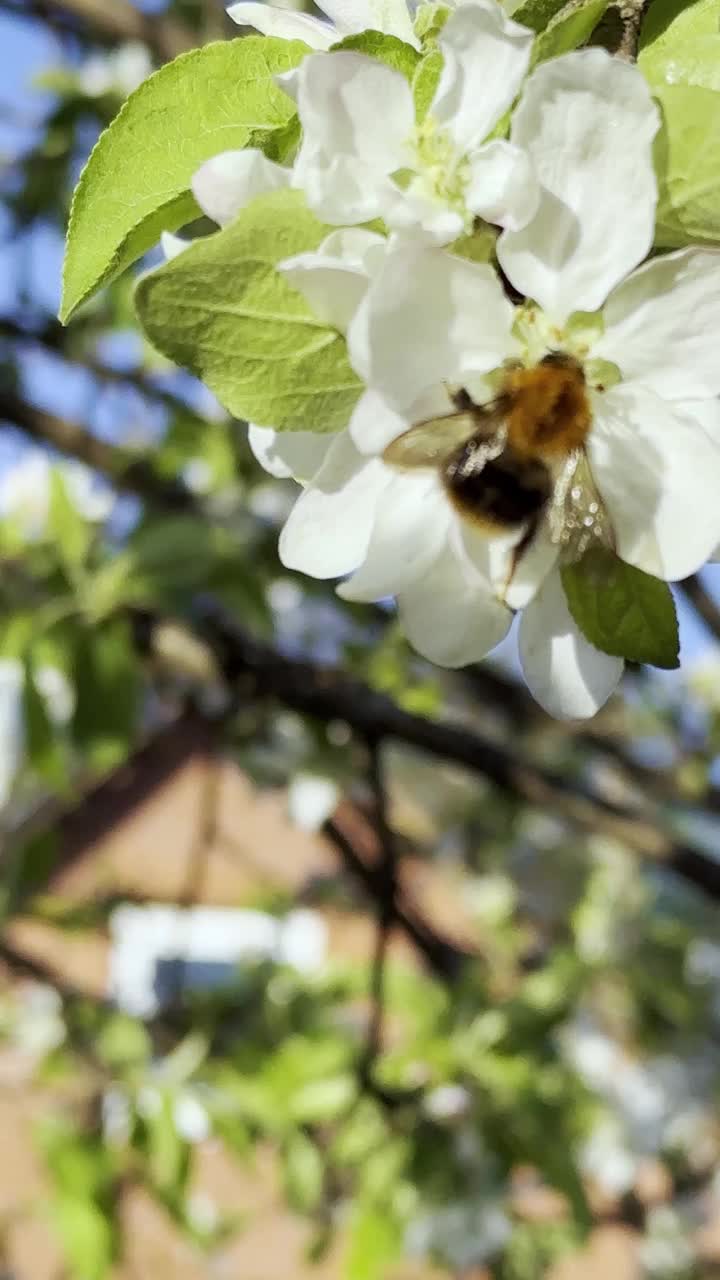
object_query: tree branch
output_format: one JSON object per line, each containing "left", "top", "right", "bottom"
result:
{"left": 0, "top": 389, "right": 196, "bottom": 512}
{"left": 6, "top": 0, "right": 196, "bottom": 60}
{"left": 361, "top": 742, "right": 398, "bottom": 1073}
{"left": 5, "top": 388, "right": 720, "bottom": 905}
{"left": 325, "top": 806, "right": 470, "bottom": 981}
{"left": 0, "top": 317, "right": 214, "bottom": 431}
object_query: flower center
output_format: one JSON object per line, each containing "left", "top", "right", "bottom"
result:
{"left": 409, "top": 115, "right": 471, "bottom": 220}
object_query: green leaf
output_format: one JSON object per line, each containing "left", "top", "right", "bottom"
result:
{"left": 290, "top": 1074, "right": 358, "bottom": 1124}
{"left": 650, "top": 84, "right": 720, "bottom": 248}
{"left": 561, "top": 547, "right": 680, "bottom": 669}
{"left": 331, "top": 31, "right": 420, "bottom": 79}
{"left": 283, "top": 1132, "right": 324, "bottom": 1213}
{"left": 412, "top": 49, "right": 443, "bottom": 121}
{"left": 135, "top": 189, "right": 363, "bottom": 432}
{"left": 96, "top": 1013, "right": 152, "bottom": 1069}
{"left": 414, "top": 3, "right": 452, "bottom": 44}
{"left": 638, "top": 0, "right": 720, "bottom": 247}
{"left": 144, "top": 1094, "right": 191, "bottom": 1199}
{"left": 51, "top": 1196, "right": 115, "bottom": 1280}
{"left": 531, "top": 0, "right": 609, "bottom": 63}
{"left": 346, "top": 1205, "right": 402, "bottom": 1280}
{"left": 49, "top": 468, "right": 91, "bottom": 573}
{"left": 60, "top": 37, "right": 308, "bottom": 322}
{"left": 71, "top": 622, "right": 139, "bottom": 770}
{"left": 127, "top": 516, "right": 237, "bottom": 604}
{"left": 23, "top": 657, "right": 69, "bottom": 790}
{"left": 513, "top": 0, "right": 573, "bottom": 32}
{"left": 639, "top": 0, "right": 720, "bottom": 91}
{"left": 450, "top": 222, "right": 498, "bottom": 264}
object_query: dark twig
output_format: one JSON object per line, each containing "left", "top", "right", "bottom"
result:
{"left": 361, "top": 742, "right": 398, "bottom": 1074}
{"left": 5, "top": 389, "right": 720, "bottom": 904}
{"left": 324, "top": 806, "right": 471, "bottom": 981}
{"left": 3, "top": 0, "right": 196, "bottom": 60}
{"left": 0, "top": 389, "right": 196, "bottom": 512}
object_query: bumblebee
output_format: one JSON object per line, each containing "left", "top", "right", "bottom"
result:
{"left": 383, "top": 352, "right": 593, "bottom": 549}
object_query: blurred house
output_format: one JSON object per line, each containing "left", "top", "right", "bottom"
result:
{"left": 0, "top": 712, "right": 652, "bottom": 1279}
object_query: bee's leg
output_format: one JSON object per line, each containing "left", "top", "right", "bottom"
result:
{"left": 500, "top": 515, "right": 541, "bottom": 605}
{"left": 450, "top": 386, "right": 476, "bottom": 412}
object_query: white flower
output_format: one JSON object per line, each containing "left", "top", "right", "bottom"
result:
{"left": 78, "top": 41, "right": 152, "bottom": 98}
{"left": 174, "top": 1091, "right": 212, "bottom": 1143}
{"left": 11, "top": 983, "right": 66, "bottom": 1059}
{"left": 406, "top": 1200, "right": 511, "bottom": 1270}
{"left": 640, "top": 1207, "right": 696, "bottom": 1279}
{"left": 423, "top": 1082, "right": 472, "bottom": 1122}
{"left": 287, "top": 772, "right": 339, "bottom": 830}
{"left": 185, "top": 1192, "right": 219, "bottom": 1235}
{"left": 0, "top": 451, "right": 112, "bottom": 543}
{"left": 282, "top": 1, "right": 537, "bottom": 241}
{"left": 276, "top": 49, "right": 720, "bottom": 718}
{"left": 580, "top": 1119, "right": 637, "bottom": 1196}
{"left": 181, "top": 457, "right": 213, "bottom": 495}
{"left": 228, "top": 0, "right": 419, "bottom": 50}
{"left": 102, "top": 1087, "right": 133, "bottom": 1143}
{"left": 0, "top": 660, "right": 26, "bottom": 810}
{"left": 0, "top": 660, "right": 74, "bottom": 811}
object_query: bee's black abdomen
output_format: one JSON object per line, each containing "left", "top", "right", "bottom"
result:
{"left": 443, "top": 443, "right": 551, "bottom": 529}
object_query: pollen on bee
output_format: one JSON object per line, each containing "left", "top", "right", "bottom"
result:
{"left": 503, "top": 360, "right": 592, "bottom": 460}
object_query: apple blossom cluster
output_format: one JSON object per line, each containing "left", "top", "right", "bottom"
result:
{"left": 177, "top": 0, "right": 720, "bottom": 718}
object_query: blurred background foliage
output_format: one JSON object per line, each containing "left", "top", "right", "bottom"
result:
{"left": 3, "top": 2, "right": 720, "bottom": 1278}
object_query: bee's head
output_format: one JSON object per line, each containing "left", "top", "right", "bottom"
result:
{"left": 539, "top": 351, "right": 585, "bottom": 380}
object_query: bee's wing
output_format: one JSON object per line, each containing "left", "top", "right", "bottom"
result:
{"left": 383, "top": 412, "right": 480, "bottom": 470}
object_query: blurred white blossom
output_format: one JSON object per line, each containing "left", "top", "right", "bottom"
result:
{"left": 406, "top": 1199, "right": 511, "bottom": 1270}
{"left": 287, "top": 772, "right": 339, "bottom": 831}
{"left": 640, "top": 1206, "right": 696, "bottom": 1278}
{"left": 0, "top": 451, "right": 111, "bottom": 543}
{"left": 78, "top": 41, "right": 152, "bottom": 98}
{"left": 10, "top": 983, "right": 66, "bottom": 1059}
{"left": 0, "top": 659, "right": 74, "bottom": 810}
{"left": 424, "top": 1083, "right": 473, "bottom": 1123}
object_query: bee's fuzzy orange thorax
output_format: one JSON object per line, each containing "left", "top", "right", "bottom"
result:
{"left": 503, "top": 363, "right": 591, "bottom": 460}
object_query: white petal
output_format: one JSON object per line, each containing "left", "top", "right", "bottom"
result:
{"left": 285, "top": 53, "right": 413, "bottom": 224}
{"left": 279, "top": 432, "right": 390, "bottom": 578}
{"left": 338, "top": 472, "right": 451, "bottom": 600}
{"left": 497, "top": 50, "right": 659, "bottom": 323}
{"left": 433, "top": 1, "right": 533, "bottom": 152}
{"left": 596, "top": 249, "right": 720, "bottom": 401}
{"left": 347, "top": 245, "right": 517, "bottom": 410}
{"left": 502, "top": 519, "right": 560, "bottom": 610}
{"left": 248, "top": 424, "right": 332, "bottom": 481}
{"left": 588, "top": 386, "right": 720, "bottom": 581}
{"left": 349, "top": 383, "right": 452, "bottom": 455}
{"left": 349, "top": 388, "right": 409, "bottom": 455}
{"left": 681, "top": 398, "right": 720, "bottom": 445}
{"left": 318, "top": 0, "right": 418, "bottom": 45}
{"left": 161, "top": 231, "right": 189, "bottom": 260}
{"left": 519, "top": 568, "right": 624, "bottom": 719}
{"left": 0, "top": 659, "right": 26, "bottom": 809}
{"left": 316, "top": 228, "right": 387, "bottom": 269}
{"left": 465, "top": 140, "right": 539, "bottom": 231}
{"left": 227, "top": 2, "right": 334, "bottom": 47}
{"left": 191, "top": 149, "right": 289, "bottom": 227}
{"left": 280, "top": 254, "right": 370, "bottom": 332}
{"left": 383, "top": 182, "right": 466, "bottom": 245}
{"left": 279, "top": 228, "right": 386, "bottom": 332}
{"left": 398, "top": 541, "right": 512, "bottom": 667}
